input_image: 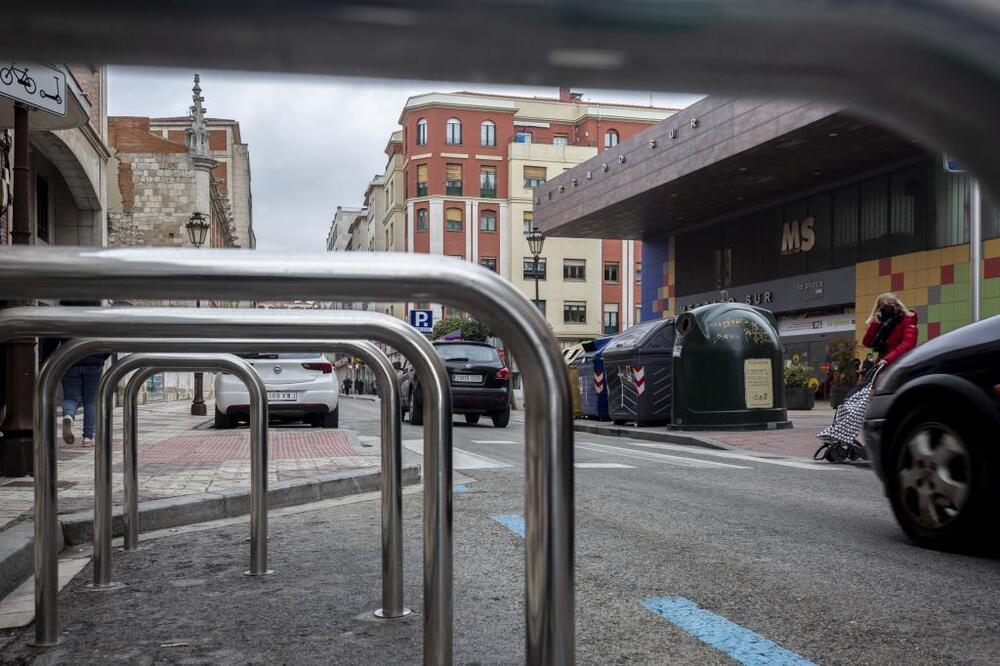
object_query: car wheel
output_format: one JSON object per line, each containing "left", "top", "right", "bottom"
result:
{"left": 490, "top": 407, "right": 510, "bottom": 428}
{"left": 464, "top": 414, "right": 480, "bottom": 425}
{"left": 887, "top": 407, "right": 994, "bottom": 551}
{"left": 408, "top": 393, "right": 423, "bottom": 426}
{"left": 214, "top": 407, "right": 235, "bottom": 430}
{"left": 321, "top": 406, "right": 339, "bottom": 428}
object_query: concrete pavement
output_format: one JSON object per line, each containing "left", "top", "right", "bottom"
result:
{"left": 3, "top": 398, "right": 999, "bottom": 664}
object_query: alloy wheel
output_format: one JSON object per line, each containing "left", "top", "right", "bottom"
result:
{"left": 896, "top": 423, "right": 972, "bottom": 530}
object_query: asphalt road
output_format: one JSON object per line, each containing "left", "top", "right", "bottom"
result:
{"left": 3, "top": 398, "right": 999, "bottom": 664}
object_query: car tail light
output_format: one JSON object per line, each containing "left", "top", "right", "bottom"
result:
{"left": 302, "top": 362, "right": 333, "bottom": 374}
{"left": 496, "top": 367, "right": 511, "bottom": 380}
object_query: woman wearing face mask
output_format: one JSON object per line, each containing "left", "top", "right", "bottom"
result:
{"left": 862, "top": 293, "right": 918, "bottom": 367}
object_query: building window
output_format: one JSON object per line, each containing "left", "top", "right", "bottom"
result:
{"left": 564, "top": 301, "right": 587, "bottom": 324}
{"left": 416, "top": 164, "right": 428, "bottom": 197}
{"left": 416, "top": 118, "right": 428, "bottom": 146}
{"left": 515, "top": 131, "right": 533, "bottom": 144}
{"left": 635, "top": 305, "right": 641, "bottom": 324}
{"left": 635, "top": 262, "right": 642, "bottom": 283}
{"left": 481, "top": 120, "right": 496, "bottom": 147}
{"left": 523, "top": 166, "right": 547, "bottom": 189}
{"left": 480, "top": 166, "right": 497, "bottom": 198}
{"left": 553, "top": 135, "right": 568, "bottom": 146}
{"left": 480, "top": 210, "right": 497, "bottom": 232}
{"left": 604, "top": 129, "right": 619, "bottom": 148}
{"left": 446, "top": 207, "right": 463, "bottom": 232}
{"left": 446, "top": 163, "right": 463, "bottom": 196}
{"left": 35, "top": 175, "right": 49, "bottom": 243}
{"left": 446, "top": 117, "right": 462, "bottom": 145}
{"left": 533, "top": 300, "right": 546, "bottom": 315}
{"left": 523, "top": 257, "right": 547, "bottom": 280}
{"left": 523, "top": 211, "right": 534, "bottom": 234}
{"left": 417, "top": 208, "right": 429, "bottom": 231}
{"left": 480, "top": 256, "right": 497, "bottom": 271}
{"left": 563, "top": 259, "right": 586, "bottom": 281}
{"left": 603, "top": 261, "right": 619, "bottom": 283}
{"left": 603, "top": 303, "right": 620, "bottom": 335}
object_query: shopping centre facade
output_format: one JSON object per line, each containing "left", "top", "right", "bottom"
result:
{"left": 533, "top": 97, "right": 999, "bottom": 385}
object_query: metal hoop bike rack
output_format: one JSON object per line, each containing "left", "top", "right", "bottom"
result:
{"left": 0, "top": 307, "right": 454, "bottom": 656}
{"left": 107, "top": 339, "right": 409, "bottom": 619}
{"left": 92, "top": 351, "right": 269, "bottom": 587}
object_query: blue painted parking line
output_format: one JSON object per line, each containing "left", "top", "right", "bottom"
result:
{"left": 640, "top": 596, "right": 816, "bottom": 666}
{"left": 454, "top": 484, "right": 470, "bottom": 493}
{"left": 490, "top": 514, "right": 525, "bottom": 538}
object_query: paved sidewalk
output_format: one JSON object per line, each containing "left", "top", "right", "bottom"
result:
{"left": 0, "top": 401, "right": 379, "bottom": 530}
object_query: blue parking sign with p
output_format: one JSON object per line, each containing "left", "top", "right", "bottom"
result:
{"left": 410, "top": 309, "right": 434, "bottom": 333}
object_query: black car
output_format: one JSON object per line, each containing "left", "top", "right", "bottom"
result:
{"left": 864, "top": 315, "right": 1000, "bottom": 551}
{"left": 400, "top": 341, "right": 512, "bottom": 428}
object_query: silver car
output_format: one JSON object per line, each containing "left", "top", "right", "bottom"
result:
{"left": 213, "top": 353, "right": 340, "bottom": 429}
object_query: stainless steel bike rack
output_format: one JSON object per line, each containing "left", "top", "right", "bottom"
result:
{"left": 92, "top": 351, "right": 270, "bottom": 587}
{"left": 114, "top": 339, "right": 410, "bottom": 619}
{"left": 0, "top": 307, "right": 454, "bottom": 655}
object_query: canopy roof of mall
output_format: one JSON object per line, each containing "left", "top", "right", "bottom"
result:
{"left": 532, "top": 97, "right": 927, "bottom": 241}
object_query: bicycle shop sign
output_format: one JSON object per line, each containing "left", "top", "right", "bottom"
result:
{"left": 0, "top": 62, "right": 66, "bottom": 116}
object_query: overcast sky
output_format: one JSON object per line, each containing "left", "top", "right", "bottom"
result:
{"left": 108, "top": 67, "right": 703, "bottom": 251}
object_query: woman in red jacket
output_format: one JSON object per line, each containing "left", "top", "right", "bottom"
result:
{"left": 862, "top": 293, "right": 919, "bottom": 367}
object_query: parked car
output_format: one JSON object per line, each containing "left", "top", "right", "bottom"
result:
{"left": 401, "top": 341, "right": 512, "bottom": 427}
{"left": 864, "top": 315, "right": 1000, "bottom": 551}
{"left": 214, "top": 353, "right": 339, "bottom": 429}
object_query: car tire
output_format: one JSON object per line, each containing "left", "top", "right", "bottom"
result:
{"left": 321, "top": 406, "right": 339, "bottom": 428}
{"left": 490, "top": 408, "right": 510, "bottom": 428}
{"left": 409, "top": 393, "right": 423, "bottom": 426}
{"left": 886, "top": 405, "right": 996, "bottom": 551}
{"left": 464, "top": 414, "right": 481, "bottom": 425}
{"left": 214, "top": 407, "right": 235, "bottom": 430}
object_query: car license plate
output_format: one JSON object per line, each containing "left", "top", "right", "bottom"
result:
{"left": 267, "top": 391, "right": 297, "bottom": 402}
{"left": 453, "top": 374, "right": 482, "bottom": 384}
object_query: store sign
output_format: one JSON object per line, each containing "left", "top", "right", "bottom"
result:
{"left": 676, "top": 266, "right": 855, "bottom": 314}
{"left": 780, "top": 216, "right": 816, "bottom": 255}
{"left": 778, "top": 313, "right": 856, "bottom": 337}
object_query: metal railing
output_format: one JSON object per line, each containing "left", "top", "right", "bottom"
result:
{"left": 110, "top": 339, "right": 410, "bottom": 619}
{"left": 0, "top": 307, "right": 457, "bottom": 657}
{"left": 92, "top": 351, "right": 269, "bottom": 585}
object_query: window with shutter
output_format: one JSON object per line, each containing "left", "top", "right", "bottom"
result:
{"left": 416, "top": 164, "right": 428, "bottom": 197}
{"left": 522, "top": 211, "right": 534, "bottom": 234}
{"left": 523, "top": 166, "right": 547, "bottom": 188}
{"left": 446, "top": 207, "right": 463, "bottom": 231}
{"left": 480, "top": 166, "right": 497, "bottom": 198}
{"left": 446, "top": 164, "right": 463, "bottom": 196}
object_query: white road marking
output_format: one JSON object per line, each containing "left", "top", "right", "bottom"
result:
{"left": 575, "top": 462, "right": 635, "bottom": 469}
{"left": 576, "top": 442, "right": 750, "bottom": 469}
{"left": 472, "top": 440, "right": 517, "bottom": 444}
{"left": 403, "top": 439, "right": 512, "bottom": 469}
{"left": 625, "top": 441, "right": 844, "bottom": 471}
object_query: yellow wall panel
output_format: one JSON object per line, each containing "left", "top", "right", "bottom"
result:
{"left": 927, "top": 250, "right": 943, "bottom": 268}
{"left": 954, "top": 245, "right": 970, "bottom": 263}
{"left": 857, "top": 261, "right": 876, "bottom": 279}
{"left": 910, "top": 288, "right": 928, "bottom": 307}
{"left": 985, "top": 238, "right": 1000, "bottom": 258}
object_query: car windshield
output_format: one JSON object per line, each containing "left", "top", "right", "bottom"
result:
{"left": 435, "top": 344, "right": 500, "bottom": 363}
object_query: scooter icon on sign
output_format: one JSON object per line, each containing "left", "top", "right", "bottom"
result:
{"left": 39, "top": 76, "right": 62, "bottom": 104}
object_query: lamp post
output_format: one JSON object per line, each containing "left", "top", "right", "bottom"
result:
{"left": 526, "top": 228, "right": 545, "bottom": 309}
{"left": 185, "top": 211, "right": 210, "bottom": 415}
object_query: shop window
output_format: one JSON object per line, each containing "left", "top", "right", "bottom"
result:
{"left": 481, "top": 120, "right": 496, "bottom": 147}
{"left": 446, "top": 207, "right": 463, "bottom": 232}
{"left": 563, "top": 301, "right": 587, "bottom": 324}
{"left": 523, "top": 211, "right": 534, "bottom": 234}
{"left": 446, "top": 163, "right": 463, "bottom": 196}
{"left": 417, "top": 208, "right": 428, "bottom": 231}
{"left": 603, "top": 261, "right": 619, "bottom": 283}
{"left": 603, "top": 303, "right": 620, "bottom": 334}
{"left": 416, "top": 164, "right": 428, "bottom": 197}
{"left": 523, "top": 257, "right": 546, "bottom": 280}
{"left": 480, "top": 166, "right": 497, "bottom": 198}
{"left": 563, "top": 259, "right": 586, "bottom": 281}
{"left": 416, "top": 118, "right": 427, "bottom": 146}
{"left": 446, "top": 118, "right": 462, "bottom": 145}
{"left": 523, "top": 166, "right": 546, "bottom": 189}
{"left": 479, "top": 256, "right": 497, "bottom": 271}
{"left": 604, "top": 129, "right": 619, "bottom": 148}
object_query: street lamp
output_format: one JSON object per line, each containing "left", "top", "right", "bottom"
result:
{"left": 186, "top": 211, "right": 209, "bottom": 415}
{"left": 526, "top": 228, "right": 545, "bottom": 308}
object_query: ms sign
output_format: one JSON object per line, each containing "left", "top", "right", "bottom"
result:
{"left": 410, "top": 309, "right": 434, "bottom": 334}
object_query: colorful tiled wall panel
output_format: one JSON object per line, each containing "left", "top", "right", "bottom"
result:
{"left": 641, "top": 240, "right": 674, "bottom": 319}
{"left": 855, "top": 239, "right": 1000, "bottom": 344}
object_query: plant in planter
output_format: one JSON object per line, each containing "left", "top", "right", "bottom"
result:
{"left": 829, "top": 342, "right": 860, "bottom": 408}
{"left": 783, "top": 360, "right": 815, "bottom": 410}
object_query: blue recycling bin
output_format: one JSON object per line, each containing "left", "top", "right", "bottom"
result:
{"left": 576, "top": 336, "right": 615, "bottom": 420}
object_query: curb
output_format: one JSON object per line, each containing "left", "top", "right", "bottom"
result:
{"left": 340, "top": 394, "right": 378, "bottom": 402}
{"left": 572, "top": 421, "right": 735, "bottom": 451}
{"left": 0, "top": 465, "right": 419, "bottom": 602}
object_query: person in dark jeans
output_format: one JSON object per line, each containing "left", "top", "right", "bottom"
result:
{"left": 61, "top": 355, "right": 107, "bottom": 447}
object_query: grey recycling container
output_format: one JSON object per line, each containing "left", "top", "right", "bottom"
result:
{"left": 603, "top": 318, "right": 676, "bottom": 426}
{"left": 576, "top": 336, "right": 614, "bottom": 420}
{"left": 671, "top": 303, "right": 791, "bottom": 431}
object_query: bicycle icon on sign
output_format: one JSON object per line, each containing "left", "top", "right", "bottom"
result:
{"left": 0, "top": 65, "right": 62, "bottom": 105}
{"left": 1, "top": 64, "right": 37, "bottom": 95}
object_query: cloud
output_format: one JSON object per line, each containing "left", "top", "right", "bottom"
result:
{"left": 108, "top": 67, "right": 703, "bottom": 251}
